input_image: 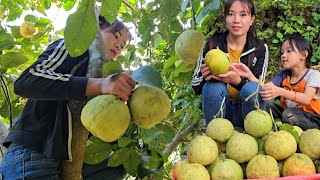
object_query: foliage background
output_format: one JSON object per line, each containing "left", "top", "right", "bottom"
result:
{"left": 1, "top": 0, "right": 320, "bottom": 179}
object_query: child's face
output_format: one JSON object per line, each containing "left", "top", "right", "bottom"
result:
{"left": 102, "top": 28, "right": 129, "bottom": 60}
{"left": 225, "top": 1, "right": 254, "bottom": 38}
{"left": 280, "top": 40, "right": 306, "bottom": 70}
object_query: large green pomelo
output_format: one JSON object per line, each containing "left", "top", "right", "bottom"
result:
{"left": 244, "top": 110, "right": 273, "bottom": 137}
{"left": 206, "top": 118, "right": 234, "bottom": 143}
{"left": 264, "top": 130, "right": 297, "bottom": 160}
{"left": 204, "top": 49, "right": 230, "bottom": 76}
{"left": 177, "top": 163, "right": 210, "bottom": 180}
{"left": 246, "top": 154, "right": 280, "bottom": 179}
{"left": 187, "top": 135, "right": 218, "bottom": 166}
{"left": 283, "top": 153, "right": 316, "bottom": 176}
{"left": 128, "top": 85, "right": 171, "bottom": 129}
{"left": 175, "top": 30, "right": 206, "bottom": 64}
{"left": 81, "top": 95, "right": 130, "bottom": 142}
{"left": 211, "top": 159, "right": 243, "bottom": 180}
{"left": 298, "top": 129, "right": 320, "bottom": 160}
{"left": 226, "top": 133, "right": 258, "bottom": 163}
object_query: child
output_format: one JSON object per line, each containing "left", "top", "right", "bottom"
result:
{"left": 260, "top": 36, "right": 320, "bottom": 130}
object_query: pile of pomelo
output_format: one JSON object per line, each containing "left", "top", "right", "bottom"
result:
{"left": 172, "top": 109, "right": 320, "bottom": 180}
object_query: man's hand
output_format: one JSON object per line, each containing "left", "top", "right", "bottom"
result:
{"left": 101, "top": 72, "right": 136, "bottom": 101}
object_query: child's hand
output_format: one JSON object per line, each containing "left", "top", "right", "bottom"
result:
{"left": 217, "top": 69, "right": 241, "bottom": 85}
{"left": 259, "top": 82, "right": 280, "bottom": 100}
{"left": 101, "top": 72, "right": 136, "bottom": 101}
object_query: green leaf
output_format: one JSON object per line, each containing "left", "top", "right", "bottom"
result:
{"left": 100, "top": 0, "right": 123, "bottom": 23}
{"left": 64, "top": 0, "right": 96, "bottom": 57}
{"left": 24, "top": 14, "right": 37, "bottom": 22}
{"left": 0, "top": 29, "right": 15, "bottom": 51}
{"left": 41, "top": 0, "right": 51, "bottom": 10}
{"left": 35, "top": 18, "right": 52, "bottom": 28}
{"left": 138, "top": 151, "right": 163, "bottom": 178}
{"left": 10, "top": 26, "right": 22, "bottom": 38}
{"left": 164, "top": 55, "right": 179, "bottom": 73}
{"left": 279, "top": 123, "right": 300, "bottom": 143}
{"left": 83, "top": 136, "right": 112, "bottom": 165}
{"left": 118, "top": 137, "right": 132, "bottom": 148}
{"left": 195, "top": 0, "right": 220, "bottom": 23}
{"left": 140, "top": 124, "right": 176, "bottom": 151}
{"left": 132, "top": 66, "right": 162, "bottom": 88}
{"left": 276, "top": 31, "right": 283, "bottom": 39}
{"left": 102, "top": 61, "right": 123, "bottom": 77}
{"left": 123, "top": 148, "right": 140, "bottom": 176}
{"left": 107, "top": 147, "right": 130, "bottom": 167}
{"left": 63, "top": 0, "right": 76, "bottom": 11}
{"left": 0, "top": 52, "right": 28, "bottom": 69}
{"left": 153, "top": 33, "right": 162, "bottom": 48}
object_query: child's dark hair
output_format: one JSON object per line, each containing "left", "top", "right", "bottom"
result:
{"left": 99, "top": 16, "right": 132, "bottom": 47}
{"left": 224, "top": 0, "right": 258, "bottom": 67}
{"left": 284, "top": 36, "right": 313, "bottom": 68}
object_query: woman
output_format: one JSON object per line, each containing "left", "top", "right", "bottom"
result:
{"left": 0, "top": 16, "right": 135, "bottom": 179}
{"left": 192, "top": 0, "right": 269, "bottom": 128}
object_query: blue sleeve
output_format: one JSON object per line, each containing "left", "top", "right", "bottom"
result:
{"left": 271, "top": 70, "right": 288, "bottom": 87}
{"left": 14, "top": 39, "right": 89, "bottom": 100}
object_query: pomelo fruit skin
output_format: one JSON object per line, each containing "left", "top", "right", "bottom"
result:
{"left": 20, "top": 21, "right": 38, "bottom": 38}
{"left": 206, "top": 118, "right": 234, "bottom": 143}
{"left": 128, "top": 85, "right": 171, "bottom": 129}
{"left": 244, "top": 110, "right": 273, "bottom": 137}
{"left": 264, "top": 130, "right": 297, "bottom": 160}
{"left": 81, "top": 95, "right": 130, "bottom": 142}
{"left": 298, "top": 129, "right": 320, "bottom": 160}
{"left": 282, "top": 153, "right": 316, "bottom": 176}
{"left": 204, "top": 49, "right": 230, "bottom": 76}
{"left": 226, "top": 133, "right": 258, "bottom": 163}
{"left": 176, "top": 163, "right": 210, "bottom": 180}
{"left": 175, "top": 30, "right": 206, "bottom": 64}
{"left": 246, "top": 154, "right": 280, "bottom": 179}
{"left": 187, "top": 135, "right": 218, "bottom": 166}
{"left": 211, "top": 158, "right": 243, "bottom": 180}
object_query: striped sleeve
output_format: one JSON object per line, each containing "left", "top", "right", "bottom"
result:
{"left": 14, "top": 39, "right": 89, "bottom": 100}
{"left": 191, "top": 49, "right": 205, "bottom": 95}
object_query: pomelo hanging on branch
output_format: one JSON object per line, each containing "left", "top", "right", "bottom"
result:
{"left": 20, "top": 21, "right": 38, "bottom": 39}
{"left": 128, "top": 85, "right": 171, "bottom": 129}
{"left": 175, "top": 30, "right": 206, "bottom": 64}
{"left": 204, "top": 49, "right": 230, "bottom": 76}
{"left": 81, "top": 95, "right": 130, "bottom": 142}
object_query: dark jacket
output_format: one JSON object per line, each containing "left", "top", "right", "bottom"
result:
{"left": 4, "top": 39, "right": 90, "bottom": 160}
{"left": 191, "top": 31, "right": 269, "bottom": 95}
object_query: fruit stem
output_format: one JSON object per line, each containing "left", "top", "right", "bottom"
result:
{"left": 245, "top": 76, "right": 262, "bottom": 110}
{"left": 213, "top": 96, "right": 226, "bottom": 119}
{"left": 269, "top": 109, "right": 278, "bottom": 132}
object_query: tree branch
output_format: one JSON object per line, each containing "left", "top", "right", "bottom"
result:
{"left": 163, "top": 121, "right": 198, "bottom": 157}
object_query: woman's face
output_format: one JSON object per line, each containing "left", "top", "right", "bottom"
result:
{"left": 225, "top": 1, "right": 254, "bottom": 38}
{"left": 102, "top": 28, "right": 129, "bottom": 60}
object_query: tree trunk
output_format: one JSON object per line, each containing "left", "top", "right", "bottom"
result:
{"left": 61, "top": 6, "right": 108, "bottom": 180}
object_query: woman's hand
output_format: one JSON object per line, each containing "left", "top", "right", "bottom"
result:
{"left": 200, "top": 63, "right": 216, "bottom": 81}
{"left": 232, "top": 63, "right": 257, "bottom": 82}
{"left": 100, "top": 72, "right": 136, "bottom": 101}
{"left": 217, "top": 68, "right": 241, "bottom": 85}
{"left": 259, "top": 82, "right": 281, "bottom": 101}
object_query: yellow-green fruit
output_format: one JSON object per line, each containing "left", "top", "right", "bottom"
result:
{"left": 128, "top": 85, "right": 171, "bottom": 129}
{"left": 81, "top": 95, "right": 130, "bottom": 142}
{"left": 298, "top": 129, "right": 320, "bottom": 160}
{"left": 176, "top": 163, "right": 210, "bottom": 180}
{"left": 20, "top": 21, "right": 38, "bottom": 39}
{"left": 187, "top": 135, "right": 218, "bottom": 166}
{"left": 226, "top": 133, "right": 258, "bottom": 163}
{"left": 172, "top": 159, "right": 189, "bottom": 179}
{"left": 265, "top": 130, "right": 297, "bottom": 160}
{"left": 244, "top": 110, "right": 273, "bottom": 137}
{"left": 206, "top": 118, "right": 234, "bottom": 143}
{"left": 205, "top": 153, "right": 227, "bottom": 173}
{"left": 211, "top": 159, "right": 243, "bottom": 180}
{"left": 293, "top": 126, "right": 303, "bottom": 136}
{"left": 205, "top": 49, "right": 230, "bottom": 76}
{"left": 246, "top": 154, "right": 280, "bottom": 179}
{"left": 175, "top": 30, "right": 206, "bottom": 64}
{"left": 283, "top": 153, "right": 316, "bottom": 176}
